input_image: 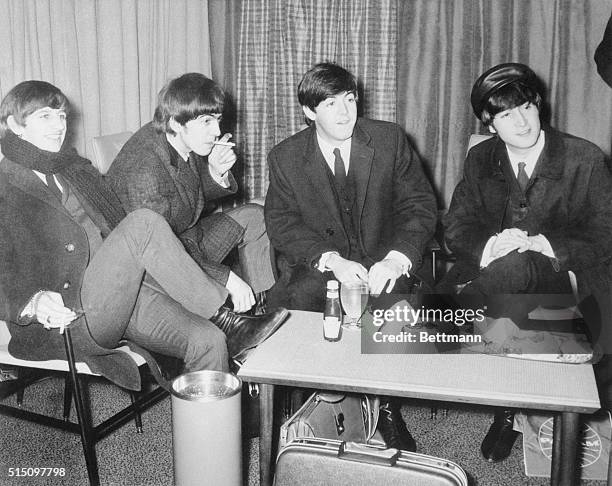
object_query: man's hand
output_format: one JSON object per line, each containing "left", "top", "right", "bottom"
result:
{"left": 517, "top": 234, "right": 546, "bottom": 254}
{"left": 326, "top": 254, "right": 368, "bottom": 284}
{"left": 368, "top": 259, "right": 404, "bottom": 295}
{"left": 35, "top": 291, "right": 79, "bottom": 334}
{"left": 490, "top": 228, "right": 530, "bottom": 259}
{"left": 225, "top": 271, "right": 255, "bottom": 313}
{"left": 208, "top": 133, "right": 237, "bottom": 180}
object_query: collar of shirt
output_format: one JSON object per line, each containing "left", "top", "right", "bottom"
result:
{"left": 32, "top": 170, "right": 63, "bottom": 192}
{"left": 505, "top": 130, "right": 545, "bottom": 178}
{"left": 316, "top": 133, "right": 351, "bottom": 175}
{"left": 166, "top": 134, "right": 190, "bottom": 166}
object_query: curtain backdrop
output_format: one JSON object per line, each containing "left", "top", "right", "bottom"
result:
{"left": 213, "top": 0, "right": 612, "bottom": 207}
{"left": 3, "top": 1, "right": 612, "bottom": 207}
{"left": 0, "top": 0, "right": 213, "bottom": 158}
{"left": 213, "top": 0, "right": 398, "bottom": 201}
{"left": 396, "top": 0, "right": 612, "bottom": 207}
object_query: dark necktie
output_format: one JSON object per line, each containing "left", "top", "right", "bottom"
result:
{"left": 517, "top": 162, "right": 529, "bottom": 192}
{"left": 187, "top": 152, "right": 199, "bottom": 176}
{"left": 333, "top": 148, "right": 347, "bottom": 187}
{"left": 45, "top": 174, "right": 63, "bottom": 200}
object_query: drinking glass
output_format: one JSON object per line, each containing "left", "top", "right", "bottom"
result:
{"left": 340, "top": 281, "right": 369, "bottom": 329}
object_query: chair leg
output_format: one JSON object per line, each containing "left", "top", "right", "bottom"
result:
{"left": 430, "top": 404, "right": 437, "bottom": 419}
{"left": 16, "top": 368, "right": 25, "bottom": 406}
{"left": 430, "top": 402, "right": 448, "bottom": 419}
{"left": 607, "top": 439, "right": 612, "bottom": 486}
{"left": 63, "top": 374, "right": 73, "bottom": 421}
{"left": 63, "top": 329, "right": 100, "bottom": 486}
{"left": 129, "top": 391, "right": 143, "bottom": 433}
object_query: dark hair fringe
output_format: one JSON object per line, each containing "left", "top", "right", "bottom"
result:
{"left": 0, "top": 81, "right": 69, "bottom": 138}
{"left": 480, "top": 82, "right": 542, "bottom": 126}
{"left": 298, "top": 62, "right": 358, "bottom": 113}
{"left": 152, "top": 73, "right": 225, "bottom": 134}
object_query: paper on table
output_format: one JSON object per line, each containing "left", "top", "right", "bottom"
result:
{"left": 466, "top": 316, "right": 594, "bottom": 364}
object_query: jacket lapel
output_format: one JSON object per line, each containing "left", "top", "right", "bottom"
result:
{"left": 156, "top": 133, "right": 202, "bottom": 225}
{"left": 0, "top": 158, "right": 66, "bottom": 213}
{"left": 530, "top": 128, "right": 564, "bottom": 182}
{"left": 349, "top": 121, "right": 374, "bottom": 218}
{"left": 302, "top": 127, "right": 344, "bottom": 226}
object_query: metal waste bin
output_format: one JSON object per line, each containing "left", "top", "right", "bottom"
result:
{"left": 171, "top": 371, "right": 242, "bottom": 486}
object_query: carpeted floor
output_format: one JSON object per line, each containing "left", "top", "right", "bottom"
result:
{"left": 0, "top": 376, "right": 606, "bottom": 485}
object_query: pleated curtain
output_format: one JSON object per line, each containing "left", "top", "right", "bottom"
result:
{"left": 0, "top": 0, "right": 214, "bottom": 159}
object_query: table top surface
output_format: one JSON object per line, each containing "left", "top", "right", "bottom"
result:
{"left": 237, "top": 310, "right": 601, "bottom": 413}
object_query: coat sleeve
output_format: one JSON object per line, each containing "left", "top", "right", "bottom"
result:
{"left": 443, "top": 152, "right": 498, "bottom": 267}
{"left": 595, "top": 12, "right": 612, "bottom": 88}
{"left": 545, "top": 152, "right": 612, "bottom": 272}
{"left": 385, "top": 126, "right": 437, "bottom": 267}
{"left": 0, "top": 233, "right": 35, "bottom": 324}
{"left": 199, "top": 160, "right": 238, "bottom": 203}
{"left": 0, "top": 196, "right": 57, "bottom": 325}
{"left": 264, "top": 151, "right": 340, "bottom": 267}
{"left": 109, "top": 158, "right": 174, "bottom": 228}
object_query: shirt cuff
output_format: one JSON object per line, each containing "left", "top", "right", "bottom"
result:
{"left": 19, "top": 290, "right": 45, "bottom": 321}
{"left": 534, "top": 234, "right": 556, "bottom": 259}
{"left": 208, "top": 166, "right": 230, "bottom": 188}
{"left": 383, "top": 250, "right": 412, "bottom": 275}
{"left": 479, "top": 236, "right": 498, "bottom": 268}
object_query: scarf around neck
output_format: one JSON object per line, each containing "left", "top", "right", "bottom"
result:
{"left": 0, "top": 130, "right": 126, "bottom": 230}
{"left": 0, "top": 129, "right": 82, "bottom": 174}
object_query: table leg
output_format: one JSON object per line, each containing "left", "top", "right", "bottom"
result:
{"left": 259, "top": 383, "right": 274, "bottom": 486}
{"left": 608, "top": 443, "right": 612, "bottom": 486}
{"left": 550, "top": 412, "right": 580, "bottom": 486}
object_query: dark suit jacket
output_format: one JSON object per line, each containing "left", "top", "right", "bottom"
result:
{"left": 107, "top": 123, "right": 243, "bottom": 284}
{"left": 595, "top": 12, "right": 612, "bottom": 88}
{"left": 0, "top": 158, "right": 143, "bottom": 390}
{"left": 265, "top": 118, "right": 437, "bottom": 272}
{"left": 443, "top": 127, "right": 612, "bottom": 296}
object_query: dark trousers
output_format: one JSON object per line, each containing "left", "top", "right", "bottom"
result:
{"left": 81, "top": 209, "right": 230, "bottom": 372}
{"left": 225, "top": 203, "right": 275, "bottom": 294}
{"left": 440, "top": 250, "right": 573, "bottom": 323}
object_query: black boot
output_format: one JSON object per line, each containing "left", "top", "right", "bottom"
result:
{"left": 481, "top": 409, "right": 519, "bottom": 462}
{"left": 376, "top": 398, "right": 416, "bottom": 452}
{"left": 210, "top": 307, "right": 289, "bottom": 362}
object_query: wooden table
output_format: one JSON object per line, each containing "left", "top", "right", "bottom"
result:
{"left": 238, "top": 310, "right": 601, "bottom": 486}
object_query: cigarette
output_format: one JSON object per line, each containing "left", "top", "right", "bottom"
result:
{"left": 213, "top": 141, "right": 236, "bottom": 147}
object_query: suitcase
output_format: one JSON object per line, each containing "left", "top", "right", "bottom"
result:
{"left": 274, "top": 438, "right": 468, "bottom": 486}
{"left": 279, "top": 391, "right": 384, "bottom": 450}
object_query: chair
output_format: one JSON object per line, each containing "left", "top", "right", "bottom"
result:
{"left": 0, "top": 320, "right": 167, "bottom": 485}
{"left": 90, "top": 131, "right": 133, "bottom": 174}
{"left": 0, "top": 130, "right": 168, "bottom": 486}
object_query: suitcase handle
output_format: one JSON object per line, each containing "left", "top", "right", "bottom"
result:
{"left": 338, "top": 442, "right": 400, "bottom": 466}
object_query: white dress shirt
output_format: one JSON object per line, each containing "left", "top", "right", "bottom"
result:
{"left": 33, "top": 170, "right": 64, "bottom": 192}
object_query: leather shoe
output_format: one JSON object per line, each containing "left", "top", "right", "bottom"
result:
{"left": 481, "top": 409, "right": 519, "bottom": 462}
{"left": 376, "top": 399, "right": 416, "bottom": 452}
{"left": 211, "top": 307, "right": 289, "bottom": 362}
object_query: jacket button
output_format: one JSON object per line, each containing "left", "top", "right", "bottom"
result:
{"left": 63, "top": 281, "right": 71, "bottom": 289}
{"left": 325, "top": 228, "right": 334, "bottom": 236}
{"left": 65, "top": 243, "right": 75, "bottom": 252}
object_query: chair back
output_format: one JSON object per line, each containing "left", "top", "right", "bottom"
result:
{"left": 90, "top": 131, "right": 133, "bottom": 174}
{"left": 467, "top": 134, "right": 493, "bottom": 153}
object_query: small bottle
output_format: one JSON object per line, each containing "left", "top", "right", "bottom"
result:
{"left": 323, "top": 280, "right": 342, "bottom": 342}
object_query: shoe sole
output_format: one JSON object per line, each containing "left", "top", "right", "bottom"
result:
{"left": 233, "top": 309, "right": 289, "bottom": 362}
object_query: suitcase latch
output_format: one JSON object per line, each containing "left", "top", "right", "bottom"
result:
{"left": 335, "top": 412, "right": 345, "bottom": 435}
